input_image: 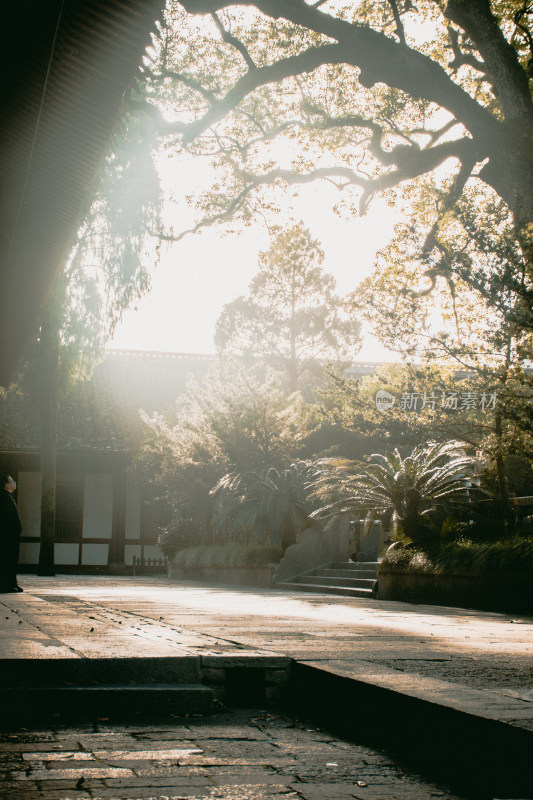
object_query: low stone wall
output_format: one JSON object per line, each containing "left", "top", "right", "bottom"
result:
{"left": 169, "top": 565, "right": 275, "bottom": 588}
{"left": 378, "top": 569, "right": 532, "bottom": 613}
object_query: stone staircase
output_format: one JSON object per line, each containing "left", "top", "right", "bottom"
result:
{"left": 0, "top": 657, "right": 217, "bottom": 724}
{"left": 276, "top": 560, "right": 379, "bottom": 598}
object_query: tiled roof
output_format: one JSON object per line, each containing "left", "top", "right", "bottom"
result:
{"left": 0, "top": 351, "right": 214, "bottom": 455}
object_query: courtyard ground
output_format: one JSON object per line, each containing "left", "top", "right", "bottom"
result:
{"left": 0, "top": 575, "right": 531, "bottom": 799}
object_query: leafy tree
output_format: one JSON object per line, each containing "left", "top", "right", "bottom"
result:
{"left": 215, "top": 223, "right": 361, "bottom": 391}
{"left": 211, "top": 461, "right": 321, "bottom": 550}
{"left": 314, "top": 441, "right": 478, "bottom": 547}
{"left": 348, "top": 187, "right": 533, "bottom": 527}
{"left": 139, "top": 364, "right": 306, "bottom": 550}
{"left": 23, "top": 115, "right": 161, "bottom": 575}
{"left": 349, "top": 188, "right": 532, "bottom": 364}
{"left": 303, "top": 361, "right": 465, "bottom": 459}
{"left": 140, "top": 1, "right": 533, "bottom": 276}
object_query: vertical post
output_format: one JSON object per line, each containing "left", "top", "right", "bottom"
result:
{"left": 109, "top": 465, "right": 126, "bottom": 571}
{"left": 38, "top": 306, "right": 59, "bottom": 576}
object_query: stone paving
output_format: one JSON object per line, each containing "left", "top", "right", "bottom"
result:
{"left": 0, "top": 708, "right": 469, "bottom": 800}
{"left": 3, "top": 576, "right": 532, "bottom": 725}
{"left": 1, "top": 575, "right": 532, "bottom": 798}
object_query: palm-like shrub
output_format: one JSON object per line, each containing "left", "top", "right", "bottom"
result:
{"left": 210, "top": 461, "right": 321, "bottom": 550}
{"left": 313, "top": 441, "right": 478, "bottom": 546}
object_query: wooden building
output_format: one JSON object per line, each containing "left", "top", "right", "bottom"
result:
{"left": 0, "top": 351, "right": 212, "bottom": 573}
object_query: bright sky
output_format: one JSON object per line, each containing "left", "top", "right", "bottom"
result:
{"left": 110, "top": 149, "right": 399, "bottom": 361}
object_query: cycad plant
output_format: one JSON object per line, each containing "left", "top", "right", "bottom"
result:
{"left": 313, "top": 441, "right": 478, "bottom": 547}
{"left": 210, "top": 461, "right": 321, "bottom": 550}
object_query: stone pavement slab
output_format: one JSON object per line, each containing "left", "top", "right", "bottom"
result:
{"left": 300, "top": 658, "right": 533, "bottom": 731}
{"left": 2, "top": 576, "right": 532, "bottom": 721}
{"left": 0, "top": 709, "right": 469, "bottom": 800}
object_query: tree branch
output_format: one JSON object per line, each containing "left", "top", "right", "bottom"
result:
{"left": 180, "top": 44, "right": 348, "bottom": 145}
{"left": 362, "top": 137, "right": 476, "bottom": 213}
{"left": 180, "top": 0, "right": 503, "bottom": 151}
{"left": 421, "top": 154, "right": 477, "bottom": 256}
{"left": 514, "top": 4, "right": 533, "bottom": 59}
{"left": 147, "top": 68, "right": 220, "bottom": 103}
{"left": 446, "top": 26, "right": 487, "bottom": 74}
{"left": 214, "top": 113, "right": 384, "bottom": 159}
{"left": 387, "top": 0, "right": 406, "bottom": 44}
{"left": 443, "top": 0, "right": 533, "bottom": 123}
{"left": 153, "top": 166, "right": 370, "bottom": 242}
{"left": 127, "top": 99, "right": 188, "bottom": 137}
{"left": 413, "top": 118, "right": 461, "bottom": 146}
{"left": 153, "top": 138, "right": 475, "bottom": 245}
{"left": 211, "top": 12, "right": 257, "bottom": 71}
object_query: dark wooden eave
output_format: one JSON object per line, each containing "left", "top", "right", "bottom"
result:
{"left": 0, "top": 0, "right": 165, "bottom": 386}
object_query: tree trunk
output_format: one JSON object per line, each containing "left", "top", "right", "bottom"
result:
{"left": 289, "top": 278, "right": 298, "bottom": 393}
{"left": 494, "top": 410, "right": 513, "bottom": 535}
{"left": 281, "top": 516, "right": 297, "bottom": 551}
{"left": 37, "top": 310, "right": 59, "bottom": 576}
{"left": 491, "top": 338, "right": 515, "bottom": 535}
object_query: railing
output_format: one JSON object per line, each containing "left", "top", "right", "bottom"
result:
{"left": 132, "top": 556, "right": 168, "bottom": 575}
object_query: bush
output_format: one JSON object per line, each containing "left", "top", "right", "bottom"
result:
{"left": 158, "top": 523, "right": 198, "bottom": 559}
{"left": 381, "top": 537, "right": 533, "bottom": 577}
{"left": 170, "top": 543, "right": 283, "bottom": 569}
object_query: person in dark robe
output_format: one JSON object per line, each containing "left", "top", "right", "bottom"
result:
{"left": 0, "top": 475, "right": 23, "bottom": 593}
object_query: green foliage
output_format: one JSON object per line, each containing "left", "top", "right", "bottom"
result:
{"left": 308, "top": 362, "right": 475, "bottom": 457}
{"left": 215, "top": 223, "right": 361, "bottom": 391}
{"left": 171, "top": 543, "right": 282, "bottom": 569}
{"left": 346, "top": 187, "right": 533, "bottom": 520}
{"left": 139, "top": 363, "right": 306, "bottom": 547}
{"left": 314, "top": 441, "right": 478, "bottom": 546}
{"left": 64, "top": 116, "right": 160, "bottom": 367}
{"left": 349, "top": 187, "right": 532, "bottom": 370}
{"left": 382, "top": 537, "right": 533, "bottom": 577}
{"left": 15, "top": 105, "right": 162, "bottom": 575}
{"left": 482, "top": 454, "right": 533, "bottom": 498}
{"left": 20, "top": 112, "right": 162, "bottom": 398}
{"left": 157, "top": 509, "right": 199, "bottom": 559}
{"left": 211, "top": 460, "right": 321, "bottom": 550}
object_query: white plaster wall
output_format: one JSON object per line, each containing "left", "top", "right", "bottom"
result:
{"left": 82, "top": 543, "right": 109, "bottom": 565}
{"left": 82, "top": 473, "right": 113, "bottom": 538}
{"left": 55, "top": 543, "right": 79, "bottom": 565}
{"left": 124, "top": 544, "right": 142, "bottom": 565}
{"left": 142, "top": 544, "right": 166, "bottom": 561}
{"left": 17, "top": 471, "right": 41, "bottom": 537}
{"left": 19, "top": 542, "right": 40, "bottom": 565}
{"left": 125, "top": 474, "right": 141, "bottom": 539}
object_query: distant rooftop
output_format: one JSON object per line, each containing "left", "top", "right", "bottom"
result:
{"left": 0, "top": 350, "right": 213, "bottom": 456}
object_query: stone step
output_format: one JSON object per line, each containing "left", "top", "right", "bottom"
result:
{"left": 315, "top": 568, "right": 378, "bottom": 580}
{"left": 2, "top": 684, "right": 217, "bottom": 722}
{"left": 277, "top": 582, "right": 375, "bottom": 598}
{"left": 296, "top": 575, "right": 376, "bottom": 590}
{"left": 0, "top": 656, "right": 201, "bottom": 688}
{"left": 331, "top": 560, "right": 379, "bottom": 572}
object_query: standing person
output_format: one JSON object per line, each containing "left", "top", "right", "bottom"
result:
{"left": 0, "top": 475, "right": 23, "bottom": 593}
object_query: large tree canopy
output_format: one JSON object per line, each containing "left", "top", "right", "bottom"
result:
{"left": 215, "top": 223, "right": 361, "bottom": 390}
{"left": 140, "top": 0, "right": 533, "bottom": 265}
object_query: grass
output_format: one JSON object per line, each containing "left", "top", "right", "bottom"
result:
{"left": 171, "top": 543, "right": 283, "bottom": 569}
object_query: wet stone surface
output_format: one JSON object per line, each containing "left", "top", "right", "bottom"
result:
{"left": 0, "top": 708, "right": 469, "bottom": 800}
